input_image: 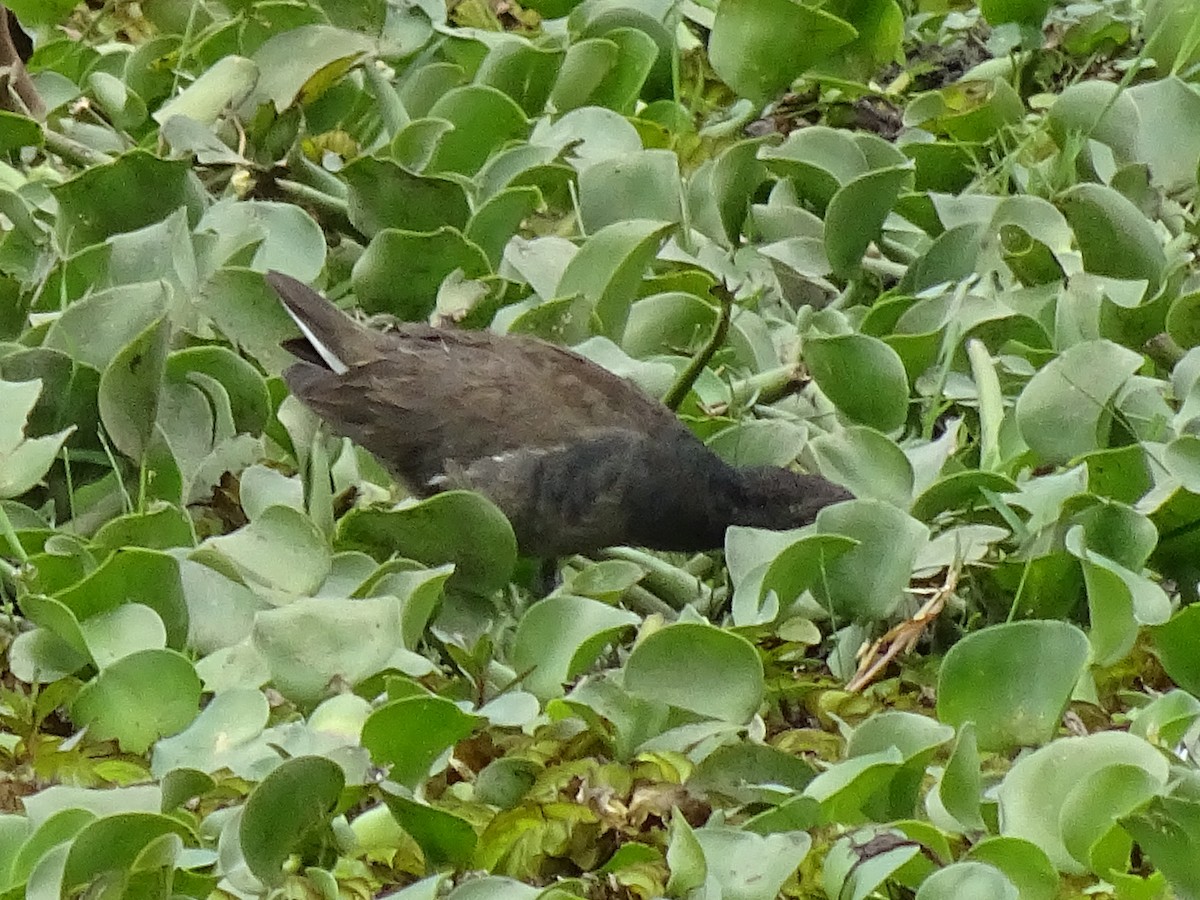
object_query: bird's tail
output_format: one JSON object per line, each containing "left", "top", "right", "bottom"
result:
{"left": 266, "top": 271, "right": 375, "bottom": 373}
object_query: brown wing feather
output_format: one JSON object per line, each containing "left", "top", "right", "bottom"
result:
{"left": 285, "top": 324, "right": 691, "bottom": 491}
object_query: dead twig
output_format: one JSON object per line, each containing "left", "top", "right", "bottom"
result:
{"left": 846, "top": 562, "right": 961, "bottom": 693}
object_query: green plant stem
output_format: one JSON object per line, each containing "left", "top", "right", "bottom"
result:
{"left": 43, "top": 129, "right": 113, "bottom": 168}
{"left": 601, "top": 546, "right": 710, "bottom": 611}
{"left": 662, "top": 283, "right": 734, "bottom": 411}
{"left": 0, "top": 502, "right": 27, "bottom": 564}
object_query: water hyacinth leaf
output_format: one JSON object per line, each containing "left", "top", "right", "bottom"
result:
{"left": 1121, "top": 795, "right": 1200, "bottom": 898}
{"left": 709, "top": 0, "right": 856, "bottom": 102}
{"left": 1014, "top": 339, "right": 1143, "bottom": 465}
{"left": 51, "top": 151, "right": 202, "bottom": 249}
{"left": 0, "top": 110, "right": 41, "bottom": 153}
{"left": 153, "top": 55, "right": 258, "bottom": 126}
{"left": 361, "top": 696, "right": 478, "bottom": 788}
{"left": 353, "top": 227, "right": 491, "bottom": 320}
{"left": 510, "top": 594, "right": 640, "bottom": 698}
{"left": 337, "top": 491, "right": 516, "bottom": 595}
{"left": 915, "top": 861, "right": 1018, "bottom": 900}
{"left": 1166, "top": 290, "right": 1200, "bottom": 349}
{"left": 245, "top": 24, "right": 373, "bottom": 111}
{"left": 364, "top": 564, "right": 453, "bottom": 650}
{"left": 824, "top": 166, "right": 912, "bottom": 278}
{"left": 964, "top": 837, "right": 1057, "bottom": 900}
{"left": 583, "top": 26, "right": 659, "bottom": 114}
{"left": 997, "top": 731, "right": 1168, "bottom": 873}
{"left": 1058, "top": 183, "right": 1166, "bottom": 292}
{"left": 474, "top": 40, "right": 561, "bottom": 116}
{"left": 426, "top": 85, "right": 529, "bottom": 176}
{"left": 1125, "top": 76, "right": 1200, "bottom": 192}
{"left": 203, "top": 504, "right": 331, "bottom": 596}
{"left": 804, "top": 747, "right": 904, "bottom": 824}
{"left": 71, "top": 649, "right": 202, "bottom": 754}
{"left": 465, "top": 185, "right": 543, "bottom": 268}
{"left": 550, "top": 38, "right": 620, "bottom": 113}
{"left": 624, "top": 622, "right": 763, "bottom": 723}
{"left": 937, "top": 621, "right": 1089, "bottom": 751}
{"left": 91, "top": 503, "right": 195, "bottom": 553}
{"left": 197, "top": 200, "right": 326, "bottom": 282}
{"left": 379, "top": 785, "right": 476, "bottom": 869}
{"left": 731, "top": 533, "right": 857, "bottom": 627}
{"left": 1059, "top": 763, "right": 1160, "bottom": 873}
{"left": 937, "top": 722, "right": 985, "bottom": 832}
{"left": 578, "top": 150, "right": 682, "bottom": 234}
{"left": 806, "top": 334, "right": 909, "bottom": 433}
{"left": 0, "top": 379, "right": 74, "bottom": 499}
{"left": 1066, "top": 525, "right": 1169, "bottom": 666}
{"left": 57, "top": 548, "right": 188, "bottom": 649}
{"left": 98, "top": 315, "right": 170, "bottom": 464}
{"left": 692, "top": 827, "right": 812, "bottom": 900}
{"left": 79, "top": 603, "right": 167, "bottom": 669}
{"left": 810, "top": 500, "right": 927, "bottom": 621}
{"left": 1046, "top": 80, "right": 1139, "bottom": 163}
{"left": 1151, "top": 606, "right": 1200, "bottom": 697}
{"left": 239, "top": 756, "right": 344, "bottom": 886}
{"left": 556, "top": 218, "right": 674, "bottom": 341}
{"left": 252, "top": 594, "right": 403, "bottom": 705}
{"left": 807, "top": 425, "right": 913, "bottom": 508}
{"left": 151, "top": 688, "right": 270, "bottom": 776}
{"left": 342, "top": 157, "right": 470, "bottom": 237}
{"left": 61, "top": 812, "right": 193, "bottom": 893}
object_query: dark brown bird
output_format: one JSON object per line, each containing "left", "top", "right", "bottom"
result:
{"left": 267, "top": 272, "right": 851, "bottom": 558}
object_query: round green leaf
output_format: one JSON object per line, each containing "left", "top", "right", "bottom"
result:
{"left": 811, "top": 499, "right": 928, "bottom": 621}
{"left": 361, "top": 696, "right": 478, "bottom": 789}
{"left": 624, "top": 622, "right": 764, "bottom": 723}
{"left": 71, "top": 649, "right": 202, "bottom": 754}
{"left": 709, "top": 0, "right": 856, "bottom": 102}
{"left": 511, "top": 594, "right": 639, "bottom": 698}
{"left": 915, "top": 861, "right": 1018, "bottom": 900}
{"left": 938, "top": 621, "right": 1089, "bottom": 752}
{"left": 806, "top": 334, "right": 909, "bottom": 432}
{"left": 824, "top": 166, "right": 912, "bottom": 277}
{"left": 336, "top": 491, "right": 516, "bottom": 595}
{"left": 997, "top": 731, "right": 1168, "bottom": 873}
{"left": 1014, "top": 339, "right": 1143, "bottom": 465}
{"left": 240, "top": 756, "right": 344, "bottom": 886}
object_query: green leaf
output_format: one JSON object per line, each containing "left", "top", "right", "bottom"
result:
{"left": 51, "top": 151, "right": 202, "bottom": 250}
{"left": 510, "top": 594, "right": 639, "bottom": 698}
{"left": 556, "top": 219, "right": 674, "bottom": 342}
{"left": 352, "top": 227, "right": 491, "bottom": 319}
{"left": 239, "top": 756, "right": 344, "bottom": 886}
{"left": 361, "top": 696, "right": 479, "bottom": 788}
{"left": 379, "top": 785, "right": 476, "bottom": 869}
{"left": 202, "top": 504, "right": 331, "bottom": 595}
{"left": 915, "top": 861, "right": 1018, "bottom": 900}
{"left": 997, "top": 732, "right": 1168, "bottom": 873}
{"left": 811, "top": 500, "right": 928, "bottom": 621}
{"left": 709, "top": 0, "right": 857, "bottom": 102}
{"left": 624, "top": 622, "right": 763, "bottom": 723}
{"left": 1058, "top": 183, "right": 1166, "bottom": 293}
{"left": 1014, "top": 339, "right": 1143, "bottom": 465}
{"left": 938, "top": 621, "right": 1089, "bottom": 752}
{"left": 806, "top": 334, "right": 910, "bottom": 432}
{"left": 824, "top": 166, "right": 911, "bottom": 277}
{"left": 71, "top": 649, "right": 202, "bottom": 754}
{"left": 97, "top": 315, "right": 170, "bottom": 464}
{"left": 0, "top": 379, "right": 74, "bottom": 499}
{"left": 336, "top": 491, "right": 516, "bottom": 595}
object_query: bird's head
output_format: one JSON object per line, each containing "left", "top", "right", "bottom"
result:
{"left": 730, "top": 466, "right": 853, "bottom": 530}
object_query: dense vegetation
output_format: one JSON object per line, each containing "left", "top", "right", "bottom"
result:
{"left": 2, "top": 0, "right": 1200, "bottom": 896}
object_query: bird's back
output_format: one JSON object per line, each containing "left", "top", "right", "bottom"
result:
{"left": 283, "top": 314, "right": 691, "bottom": 491}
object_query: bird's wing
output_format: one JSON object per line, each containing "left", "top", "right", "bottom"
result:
{"left": 431, "top": 428, "right": 654, "bottom": 557}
